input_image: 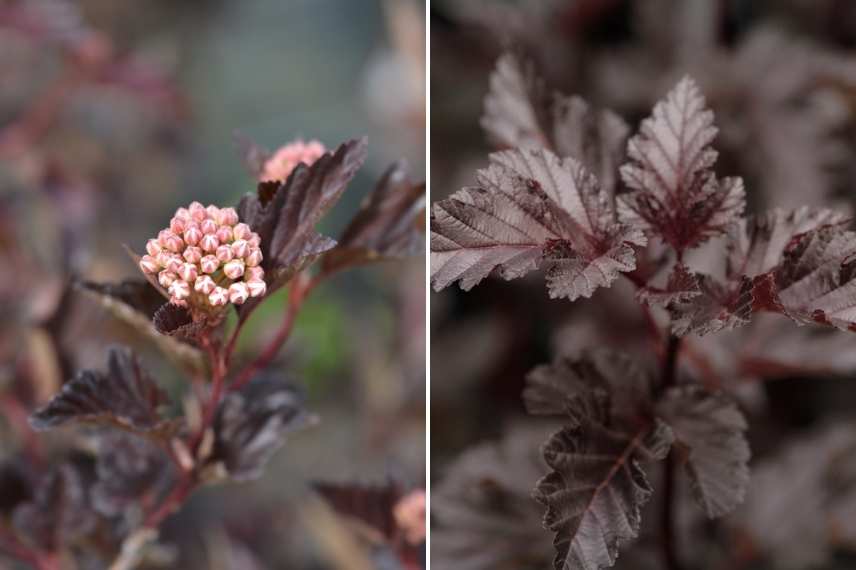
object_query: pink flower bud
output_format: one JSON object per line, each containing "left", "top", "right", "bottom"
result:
{"left": 183, "top": 226, "right": 202, "bottom": 246}
{"left": 245, "top": 248, "right": 263, "bottom": 267}
{"left": 233, "top": 223, "right": 252, "bottom": 241}
{"left": 178, "top": 263, "right": 198, "bottom": 283}
{"left": 169, "top": 217, "right": 187, "bottom": 234}
{"left": 200, "top": 255, "right": 219, "bottom": 274}
{"left": 229, "top": 282, "right": 249, "bottom": 304}
{"left": 145, "top": 239, "right": 162, "bottom": 256}
{"left": 246, "top": 279, "right": 267, "bottom": 297}
{"left": 206, "top": 205, "right": 221, "bottom": 219}
{"left": 139, "top": 255, "right": 159, "bottom": 274}
{"left": 200, "top": 234, "right": 219, "bottom": 253}
{"left": 164, "top": 254, "right": 183, "bottom": 273}
{"left": 223, "top": 259, "right": 245, "bottom": 280}
{"left": 231, "top": 239, "right": 249, "bottom": 258}
{"left": 183, "top": 246, "right": 203, "bottom": 264}
{"left": 189, "top": 201, "right": 207, "bottom": 222}
{"left": 169, "top": 297, "right": 188, "bottom": 307}
{"left": 158, "top": 271, "right": 177, "bottom": 288}
{"left": 200, "top": 218, "right": 218, "bottom": 235}
{"left": 218, "top": 207, "right": 239, "bottom": 226}
{"left": 157, "top": 229, "right": 172, "bottom": 247}
{"left": 194, "top": 275, "right": 216, "bottom": 294}
{"left": 248, "top": 233, "right": 261, "bottom": 247}
{"left": 164, "top": 233, "right": 184, "bottom": 253}
{"left": 169, "top": 280, "right": 190, "bottom": 300}
{"left": 175, "top": 206, "right": 190, "bottom": 220}
{"left": 246, "top": 266, "right": 264, "bottom": 281}
{"left": 209, "top": 287, "right": 228, "bottom": 306}
{"left": 215, "top": 225, "right": 233, "bottom": 243}
{"left": 216, "top": 244, "right": 233, "bottom": 262}
{"left": 156, "top": 251, "right": 172, "bottom": 268}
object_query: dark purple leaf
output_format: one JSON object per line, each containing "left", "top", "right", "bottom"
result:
{"left": 656, "top": 386, "right": 750, "bottom": 518}
{"left": 76, "top": 279, "right": 164, "bottom": 319}
{"left": 30, "top": 346, "right": 175, "bottom": 436}
{"left": 618, "top": 76, "right": 745, "bottom": 251}
{"left": 212, "top": 377, "right": 312, "bottom": 481}
{"left": 12, "top": 464, "right": 96, "bottom": 551}
{"left": 312, "top": 481, "right": 403, "bottom": 543}
{"left": 431, "top": 147, "right": 645, "bottom": 300}
{"left": 236, "top": 138, "right": 368, "bottom": 319}
{"left": 322, "top": 161, "right": 426, "bottom": 273}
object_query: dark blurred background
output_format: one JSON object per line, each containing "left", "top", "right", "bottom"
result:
{"left": 0, "top": 0, "right": 425, "bottom": 567}
{"left": 430, "top": 1, "right": 856, "bottom": 569}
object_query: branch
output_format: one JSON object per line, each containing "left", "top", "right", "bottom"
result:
{"left": 660, "top": 333, "right": 683, "bottom": 570}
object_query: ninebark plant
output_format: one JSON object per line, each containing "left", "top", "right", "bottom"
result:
{"left": 5, "top": 138, "right": 424, "bottom": 570}
{"left": 431, "top": 54, "right": 856, "bottom": 570}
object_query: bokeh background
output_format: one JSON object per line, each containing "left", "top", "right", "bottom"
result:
{"left": 430, "top": 1, "right": 856, "bottom": 569}
{"left": 1, "top": 0, "right": 425, "bottom": 567}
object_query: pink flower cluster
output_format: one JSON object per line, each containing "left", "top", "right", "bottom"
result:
{"left": 138, "top": 202, "right": 266, "bottom": 309}
{"left": 260, "top": 139, "right": 326, "bottom": 182}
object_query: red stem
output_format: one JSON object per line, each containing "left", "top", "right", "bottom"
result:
{"left": 660, "top": 334, "right": 683, "bottom": 570}
{"left": 229, "top": 273, "right": 314, "bottom": 391}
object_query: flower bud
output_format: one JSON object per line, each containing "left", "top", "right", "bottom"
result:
{"left": 194, "top": 275, "right": 216, "bottom": 294}
{"left": 218, "top": 207, "right": 239, "bottom": 226}
{"left": 164, "top": 254, "right": 183, "bottom": 274}
{"left": 215, "top": 244, "right": 233, "bottom": 262}
{"left": 223, "top": 259, "right": 245, "bottom": 280}
{"left": 189, "top": 201, "right": 207, "bottom": 222}
{"left": 200, "top": 233, "right": 219, "bottom": 253}
{"left": 145, "top": 239, "right": 162, "bottom": 256}
{"left": 206, "top": 205, "right": 220, "bottom": 220}
{"left": 246, "top": 279, "right": 267, "bottom": 297}
{"left": 182, "top": 246, "right": 203, "bottom": 264}
{"left": 233, "top": 223, "right": 252, "bottom": 241}
{"left": 245, "top": 248, "right": 263, "bottom": 267}
{"left": 164, "top": 233, "right": 184, "bottom": 253}
{"left": 169, "top": 280, "right": 190, "bottom": 300}
{"left": 246, "top": 266, "right": 264, "bottom": 281}
{"left": 209, "top": 287, "right": 228, "bottom": 306}
{"left": 170, "top": 297, "right": 188, "bottom": 307}
{"left": 215, "top": 225, "right": 233, "bottom": 243}
{"left": 169, "top": 217, "right": 186, "bottom": 234}
{"left": 178, "top": 263, "right": 198, "bottom": 283}
{"left": 200, "top": 218, "right": 218, "bottom": 235}
{"left": 158, "top": 271, "right": 177, "bottom": 288}
{"left": 248, "top": 233, "right": 261, "bottom": 247}
{"left": 229, "top": 282, "right": 249, "bottom": 304}
{"left": 139, "top": 255, "right": 159, "bottom": 274}
{"left": 174, "top": 207, "right": 191, "bottom": 220}
{"left": 183, "top": 226, "right": 202, "bottom": 246}
{"left": 200, "top": 255, "right": 219, "bottom": 274}
{"left": 231, "top": 239, "right": 249, "bottom": 258}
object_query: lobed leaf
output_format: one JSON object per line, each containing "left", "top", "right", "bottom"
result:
{"left": 656, "top": 386, "right": 750, "bottom": 518}
{"left": 12, "top": 464, "right": 96, "bottom": 551}
{"left": 430, "top": 147, "right": 645, "bottom": 300}
{"left": 236, "top": 138, "right": 368, "bottom": 319}
{"left": 30, "top": 346, "right": 176, "bottom": 436}
{"left": 322, "top": 160, "right": 426, "bottom": 273}
{"left": 533, "top": 419, "right": 673, "bottom": 570}
{"left": 618, "top": 76, "right": 745, "bottom": 251}
{"left": 212, "top": 377, "right": 313, "bottom": 481}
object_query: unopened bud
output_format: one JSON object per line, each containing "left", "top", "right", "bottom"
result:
{"left": 158, "top": 270, "right": 177, "bottom": 288}
{"left": 169, "top": 280, "right": 191, "bottom": 300}
{"left": 200, "top": 219, "right": 218, "bottom": 235}
{"left": 218, "top": 207, "right": 239, "bottom": 226}
{"left": 183, "top": 226, "right": 202, "bottom": 246}
{"left": 245, "top": 248, "right": 263, "bottom": 267}
{"left": 215, "top": 225, "right": 233, "bottom": 243}
{"left": 200, "top": 234, "right": 219, "bottom": 253}
{"left": 200, "top": 255, "right": 219, "bottom": 274}
{"left": 139, "top": 255, "right": 159, "bottom": 274}
{"left": 174, "top": 207, "right": 191, "bottom": 221}
{"left": 178, "top": 263, "right": 198, "bottom": 283}
{"left": 233, "top": 223, "right": 252, "bottom": 241}
{"left": 206, "top": 205, "right": 221, "bottom": 220}
{"left": 246, "top": 266, "right": 264, "bottom": 281}
{"left": 164, "top": 254, "right": 183, "bottom": 274}
{"left": 223, "top": 259, "right": 245, "bottom": 280}
{"left": 169, "top": 217, "right": 187, "bottom": 234}
{"left": 248, "top": 233, "right": 261, "bottom": 247}
{"left": 246, "top": 279, "right": 267, "bottom": 297}
{"left": 146, "top": 239, "right": 162, "bottom": 256}
{"left": 194, "top": 275, "right": 216, "bottom": 294}
{"left": 164, "top": 233, "right": 184, "bottom": 253}
{"left": 209, "top": 287, "right": 228, "bottom": 306}
{"left": 229, "top": 282, "right": 249, "bottom": 304}
{"left": 215, "top": 244, "right": 233, "bottom": 262}
{"left": 231, "top": 239, "right": 249, "bottom": 258}
{"left": 183, "top": 246, "right": 203, "bottom": 264}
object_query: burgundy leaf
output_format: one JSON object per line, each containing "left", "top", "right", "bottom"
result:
{"left": 430, "top": 147, "right": 645, "bottom": 300}
{"left": 77, "top": 279, "right": 165, "bottom": 318}
{"left": 312, "top": 481, "right": 403, "bottom": 544}
{"left": 668, "top": 274, "right": 754, "bottom": 337}
{"left": 432, "top": 427, "right": 552, "bottom": 570}
{"left": 534, "top": 419, "right": 673, "bottom": 570}
{"left": 656, "top": 386, "right": 750, "bottom": 518}
{"left": 12, "top": 464, "right": 96, "bottom": 551}
{"left": 482, "top": 53, "right": 630, "bottom": 194}
{"left": 322, "top": 161, "right": 426, "bottom": 273}
{"left": 618, "top": 76, "right": 745, "bottom": 251}
{"left": 236, "top": 138, "right": 367, "bottom": 318}
{"left": 636, "top": 263, "right": 700, "bottom": 307}
{"left": 212, "top": 377, "right": 312, "bottom": 481}
{"left": 30, "top": 346, "right": 174, "bottom": 436}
